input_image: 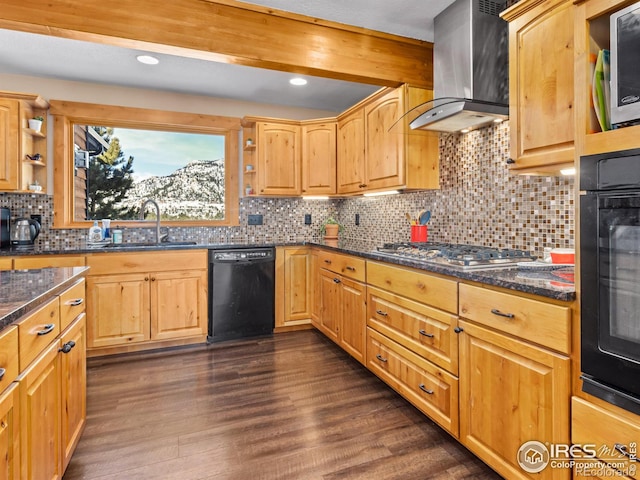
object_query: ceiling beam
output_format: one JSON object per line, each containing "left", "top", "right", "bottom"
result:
{"left": 0, "top": 0, "right": 433, "bottom": 89}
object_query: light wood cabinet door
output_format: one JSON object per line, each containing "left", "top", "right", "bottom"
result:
{"left": 301, "top": 121, "right": 336, "bottom": 195}
{"left": 86, "top": 273, "right": 151, "bottom": 349}
{"left": 0, "top": 382, "right": 20, "bottom": 480}
{"left": 459, "top": 320, "right": 570, "bottom": 480}
{"left": 503, "top": 0, "right": 575, "bottom": 173}
{"left": 150, "top": 269, "right": 207, "bottom": 341}
{"left": 364, "top": 88, "right": 404, "bottom": 190}
{"left": 19, "top": 341, "right": 62, "bottom": 480}
{"left": 59, "top": 315, "right": 86, "bottom": 472}
{"left": 256, "top": 122, "right": 301, "bottom": 195}
{"left": 0, "top": 99, "right": 20, "bottom": 191}
{"left": 338, "top": 277, "right": 366, "bottom": 365}
{"left": 337, "top": 108, "right": 366, "bottom": 194}
{"left": 318, "top": 268, "right": 341, "bottom": 343}
{"left": 278, "top": 247, "right": 312, "bottom": 328}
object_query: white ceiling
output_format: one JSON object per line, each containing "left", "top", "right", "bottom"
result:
{"left": 0, "top": 1, "right": 454, "bottom": 113}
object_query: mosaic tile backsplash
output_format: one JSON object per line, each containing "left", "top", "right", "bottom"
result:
{"left": 0, "top": 123, "right": 574, "bottom": 257}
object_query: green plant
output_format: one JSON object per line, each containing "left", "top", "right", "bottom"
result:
{"left": 32, "top": 115, "right": 44, "bottom": 121}
{"left": 320, "top": 216, "right": 344, "bottom": 235}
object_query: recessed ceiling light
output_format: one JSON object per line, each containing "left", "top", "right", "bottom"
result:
{"left": 136, "top": 55, "right": 159, "bottom": 65}
{"left": 289, "top": 77, "right": 307, "bottom": 86}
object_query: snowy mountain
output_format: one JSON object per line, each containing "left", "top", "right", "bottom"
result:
{"left": 117, "top": 159, "right": 225, "bottom": 219}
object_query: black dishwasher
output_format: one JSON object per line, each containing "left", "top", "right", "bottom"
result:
{"left": 207, "top": 247, "right": 275, "bottom": 343}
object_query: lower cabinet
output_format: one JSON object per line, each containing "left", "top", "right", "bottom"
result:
{"left": 16, "top": 282, "right": 87, "bottom": 480}
{"left": 0, "top": 382, "right": 19, "bottom": 480}
{"left": 86, "top": 250, "right": 207, "bottom": 355}
{"left": 275, "top": 246, "right": 313, "bottom": 330}
{"left": 314, "top": 251, "right": 367, "bottom": 364}
{"left": 367, "top": 328, "right": 459, "bottom": 435}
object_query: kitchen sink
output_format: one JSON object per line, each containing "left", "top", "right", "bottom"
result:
{"left": 102, "top": 241, "right": 198, "bottom": 248}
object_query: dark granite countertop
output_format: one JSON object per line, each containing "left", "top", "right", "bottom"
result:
{"left": 0, "top": 267, "right": 89, "bottom": 331}
{"left": 0, "top": 238, "right": 575, "bottom": 302}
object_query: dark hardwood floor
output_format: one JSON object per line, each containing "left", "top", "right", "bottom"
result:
{"left": 64, "top": 330, "right": 502, "bottom": 480}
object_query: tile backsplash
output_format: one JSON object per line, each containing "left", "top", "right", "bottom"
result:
{"left": 0, "top": 122, "right": 574, "bottom": 256}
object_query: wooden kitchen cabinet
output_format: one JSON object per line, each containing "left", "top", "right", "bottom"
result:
{"left": 85, "top": 250, "right": 207, "bottom": 355}
{"left": 574, "top": 0, "right": 640, "bottom": 156}
{"left": 337, "top": 85, "right": 439, "bottom": 194}
{"left": 275, "top": 246, "right": 313, "bottom": 331}
{"left": 458, "top": 283, "right": 571, "bottom": 480}
{"left": 0, "top": 382, "right": 19, "bottom": 480}
{"left": 241, "top": 117, "right": 301, "bottom": 196}
{"left": 301, "top": 119, "right": 336, "bottom": 195}
{"left": 0, "top": 91, "right": 48, "bottom": 193}
{"left": 501, "top": 0, "right": 575, "bottom": 174}
{"left": 315, "top": 251, "right": 367, "bottom": 364}
{"left": 12, "top": 255, "right": 85, "bottom": 270}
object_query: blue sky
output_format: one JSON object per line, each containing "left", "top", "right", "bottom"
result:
{"left": 112, "top": 128, "right": 225, "bottom": 181}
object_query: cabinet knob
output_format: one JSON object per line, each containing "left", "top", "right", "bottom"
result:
{"left": 506, "top": 158, "right": 516, "bottom": 164}
{"left": 333, "top": 277, "right": 341, "bottom": 284}
{"left": 145, "top": 277, "right": 149, "bottom": 281}
{"left": 59, "top": 340, "right": 76, "bottom": 354}
{"left": 454, "top": 326, "right": 464, "bottom": 334}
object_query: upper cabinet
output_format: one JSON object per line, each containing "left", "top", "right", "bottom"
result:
{"left": 242, "top": 118, "right": 301, "bottom": 196}
{"left": 338, "top": 85, "right": 439, "bottom": 194}
{"left": 0, "top": 91, "right": 48, "bottom": 193}
{"left": 301, "top": 119, "right": 337, "bottom": 196}
{"left": 574, "top": 0, "right": 640, "bottom": 156}
{"left": 501, "top": 0, "right": 575, "bottom": 174}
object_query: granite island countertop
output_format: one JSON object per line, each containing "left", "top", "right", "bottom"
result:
{"left": 1, "top": 238, "right": 575, "bottom": 302}
{"left": 0, "top": 266, "right": 89, "bottom": 331}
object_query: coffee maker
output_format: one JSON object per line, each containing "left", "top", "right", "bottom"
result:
{"left": 0, "top": 208, "right": 9, "bottom": 249}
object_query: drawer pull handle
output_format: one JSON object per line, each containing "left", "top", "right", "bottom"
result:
{"left": 324, "top": 259, "right": 332, "bottom": 264}
{"left": 614, "top": 443, "right": 634, "bottom": 459}
{"left": 333, "top": 278, "right": 341, "bottom": 284}
{"left": 419, "top": 329, "right": 434, "bottom": 338}
{"left": 67, "top": 298, "right": 84, "bottom": 306}
{"left": 345, "top": 266, "right": 356, "bottom": 271}
{"left": 491, "top": 308, "right": 514, "bottom": 319}
{"left": 375, "top": 309, "right": 388, "bottom": 317}
{"left": 0, "top": 368, "right": 5, "bottom": 381}
{"left": 419, "top": 384, "right": 434, "bottom": 395}
{"left": 37, "top": 323, "right": 55, "bottom": 336}
{"left": 375, "top": 354, "right": 388, "bottom": 363}
{"left": 59, "top": 340, "right": 76, "bottom": 354}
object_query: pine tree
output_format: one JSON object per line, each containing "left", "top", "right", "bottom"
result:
{"left": 87, "top": 127, "right": 137, "bottom": 220}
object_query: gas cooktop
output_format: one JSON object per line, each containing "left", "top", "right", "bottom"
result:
{"left": 374, "top": 242, "right": 536, "bottom": 271}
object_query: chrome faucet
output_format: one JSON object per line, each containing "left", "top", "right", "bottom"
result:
{"left": 140, "top": 199, "right": 162, "bottom": 244}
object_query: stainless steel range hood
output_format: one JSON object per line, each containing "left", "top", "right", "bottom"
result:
{"left": 410, "top": 0, "right": 509, "bottom": 133}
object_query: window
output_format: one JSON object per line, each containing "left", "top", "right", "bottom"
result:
{"left": 50, "top": 101, "right": 240, "bottom": 228}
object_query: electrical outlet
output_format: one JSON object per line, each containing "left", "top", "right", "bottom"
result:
{"left": 248, "top": 214, "right": 263, "bottom": 225}
{"left": 304, "top": 213, "right": 312, "bottom": 225}
{"left": 355, "top": 213, "right": 360, "bottom": 226}
{"left": 30, "top": 214, "right": 42, "bottom": 225}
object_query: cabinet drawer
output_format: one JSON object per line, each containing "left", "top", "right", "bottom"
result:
{"left": 16, "top": 297, "right": 60, "bottom": 370}
{"left": 13, "top": 255, "right": 85, "bottom": 269}
{"left": 572, "top": 397, "right": 639, "bottom": 478}
{"left": 459, "top": 283, "right": 571, "bottom": 354}
{"left": 86, "top": 250, "right": 207, "bottom": 275}
{"left": 317, "top": 250, "right": 365, "bottom": 282}
{"left": 0, "top": 326, "right": 18, "bottom": 393}
{"left": 367, "top": 327, "right": 459, "bottom": 437}
{"left": 367, "top": 286, "right": 458, "bottom": 375}
{"left": 59, "top": 278, "right": 86, "bottom": 331}
{"left": 367, "top": 261, "right": 458, "bottom": 314}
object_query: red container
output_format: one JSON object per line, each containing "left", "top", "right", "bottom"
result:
{"left": 410, "top": 225, "right": 428, "bottom": 242}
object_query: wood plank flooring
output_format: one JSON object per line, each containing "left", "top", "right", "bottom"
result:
{"left": 63, "top": 330, "right": 502, "bottom": 480}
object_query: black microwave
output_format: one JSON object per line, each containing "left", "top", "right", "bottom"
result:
{"left": 610, "top": 1, "right": 640, "bottom": 128}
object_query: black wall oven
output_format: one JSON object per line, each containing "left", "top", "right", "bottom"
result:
{"left": 580, "top": 148, "right": 640, "bottom": 415}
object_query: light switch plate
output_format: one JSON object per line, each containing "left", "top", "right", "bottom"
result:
{"left": 248, "top": 214, "right": 263, "bottom": 225}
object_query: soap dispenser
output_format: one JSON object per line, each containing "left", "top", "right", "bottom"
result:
{"left": 88, "top": 220, "right": 103, "bottom": 243}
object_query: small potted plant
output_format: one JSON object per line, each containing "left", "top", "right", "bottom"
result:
{"left": 245, "top": 137, "right": 253, "bottom": 146}
{"left": 28, "top": 116, "right": 44, "bottom": 132}
{"left": 320, "top": 216, "right": 343, "bottom": 240}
